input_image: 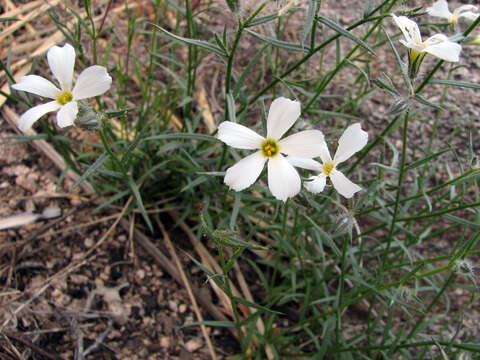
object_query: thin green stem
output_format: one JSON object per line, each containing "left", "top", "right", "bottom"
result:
{"left": 218, "top": 245, "right": 245, "bottom": 350}
{"left": 270, "top": 200, "right": 289, "bottom": 292}
{"left": 381, "top": 109, "right": 410, "bottom": 271}
{"left": 336, "top": 235, "right": 349, "bottom": 342}
{"left": 236, "top": 0, "right": 393, "bottom": 116}
{"left": 396, "top": 272, "right": 455, "bottom": 351}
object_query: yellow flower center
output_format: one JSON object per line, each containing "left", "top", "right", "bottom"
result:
{"left": 448, "top": 14, "right": 458, "bottom": 25}
{"left": 261, "top": 139, "right": 279, "bottom": 158}
{"left": 57, "top": 91, "right": 73, "bottom": 105}
{"left": 322, "top": 161, "right": 335, "bottom": 176}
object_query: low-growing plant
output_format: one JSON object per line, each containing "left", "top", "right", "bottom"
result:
{"left": 4, "top": 0, "right": 480, "bottom": 358}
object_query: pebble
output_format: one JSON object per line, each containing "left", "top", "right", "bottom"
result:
{"left": 184, "top": 338, "right": 203, "bottom": 352}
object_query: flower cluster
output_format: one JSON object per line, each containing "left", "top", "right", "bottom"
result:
{"left": 391, "top": 14, "right": 462, "bottom": 80}
{"left": 217, "top": 97, "right": 368, "bottom": 201}
{"left": 11, "top": 43, "right": 112, "bottom": 132}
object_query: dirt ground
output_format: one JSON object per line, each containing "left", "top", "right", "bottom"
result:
{"left": 1, "top": 0, "right": 480, "bottom": 359}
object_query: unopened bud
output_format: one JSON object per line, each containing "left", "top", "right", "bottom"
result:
{"left": 225, "top": 0, "right": 240, "bottom": 13}
{"left": 75, "top": 100, "right": 104, "bottom": 130}
{"left": 464, "top": 34, "right": 480, "bottom": 45}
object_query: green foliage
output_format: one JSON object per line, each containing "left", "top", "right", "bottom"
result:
{"left": 9, "top": 0, "right": 480, "bottom": 358}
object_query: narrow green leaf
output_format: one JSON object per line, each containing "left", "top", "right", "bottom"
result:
{"left": 442, "top": 214, "right": 480, "bottom": 230}
{"left": 300, "top": 0, "right": 318, "bottom": 46}
{"left": 145, "top": 133, "right": 219, "bottom": 142}
{"left": 245, "top": 29, "right": 310, "bottom": 53}
{"left": 224, "top": 247, "right": 245, "bottom": 273}
{"left": 316, "top": 15, "right": 375, "bottom": 55}
{"left": 72, "top": 153, "right": 109, "bottom": 190}
{"left": 245, "top": 13, "right": 277, "bottom": 27}
{"left": 413, "top": 94, "right": 444, "bottom": 110}
{"left": 128, "top": 176, "right": 153, "bottom": 233}
{"left": 404, "top": 148, "right": 451, "bottom": 171}
{"left": 232, "top": 296, "right": 283, "bottom": 314}
{"left": 152, "top": 24, "right": 226, "bottom": 57}
{"left": 430, "top": 79, "right": 480, "bottom": 90}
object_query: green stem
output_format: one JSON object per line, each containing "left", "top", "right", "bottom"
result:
{"left": 336, "top": 235, "right": 349, "bottom": 342}
{"left": 236, "top": 0, "right": 394, "bottom": 116}
{"left": 218, "top": 245, "right": 245, "bottom": 350}
{"left": 225, "top": 18, "right": 244, "bottom": 97}
{"left": 270, "top": 200, "right": 289, "bottom": 292}
{"left": 396, "top": 272, "right": 455, "bottom": 351}
{"left": 381, "top": 109, "right": 410, "bottom": 271}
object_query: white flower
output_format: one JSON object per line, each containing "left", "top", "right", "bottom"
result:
{"left": 392, "top": 14, "right": 462, "bottom": 62}
{"left": 427, "top": 0, "right": 479, "bottom": 25}
{"left": 217, "top": 97, "right": 325, "bottom": 201}
{"left": 11, "top": 43, "right": 112, "bottom": 132}
{"left": 288, "top": 123, "right": 368, "bottom": 198}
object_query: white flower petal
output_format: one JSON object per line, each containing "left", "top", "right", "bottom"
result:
{"left": 287, "top": 156, "right": 322, "bottom": 171}
{"left": 458, "top": 11, "right": 479, "bottom": 21}
{"left": 217, "top": 121, "right": 264, "bottom": 149}
{"left": 17, "top": 101, "right": 61, "bottom": 132}
{"left": 72, "top": 65, "right": 112, "bottom": 100}
{"left": 11, "top": 75, "right": 61, "bottom": 99}
{"left": 424, "top": 39, "right": 461, "bottom": 62}
{"left": 455, "top": 5, "right": 478, "bottom": 18}
{"left": 266, "top": 97, "right": 301, "bottom": 140}
{"left": 318, "top": 139, "right": 332, "bottom": 164}
{"left": 329, "top": 169, "right": 362, "bottom": 198}
{"left": 47, "top": 43, "right": 75, "bottom": 91}
{"left": 333, "top": 123, "right": 368, "bottom": 164}
{"left": 392, "top": 15, "right": 422, "bottom": 44}
{"left": 224, "top": 151, "right": 266, "bottom": 191}
{"left": 268, "top": 154, "right": 301, "bottom": 201}
{"left": 399, "top": 39, "right": 424, "bottom": 52}
{"left": 56, "top": 101, "right": 78, "bottom": 128}
{"left": 278, "top": 130, "right": 325, "bottom": 158}
{"left": 304, "top": 174, "right": 327, "bottom": 194}
{"left": 427, "top": 0, "right": 451, "bottom": 19}
{"left": 424, "top": 33, "right": 449, "bottom": 46}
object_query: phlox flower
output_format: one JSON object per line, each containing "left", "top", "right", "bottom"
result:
{"left": 12, "top": 43, "right": 112, "bottom": 132}
{"left": 217, "top": 97, "right": 325, "bottom": 201}
{"left": 392, "top": 14, "right": 462, "bottom": 79}
{"left": 427, "top": 0, "right": 479, "bottom": 27}
{"left": 288, "top": 123, "right": 368, "bottom": 199}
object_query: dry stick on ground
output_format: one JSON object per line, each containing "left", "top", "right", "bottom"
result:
{"left": 156, "top": 217, "right": 218, "bottom": 360}
{"left": 2, "top": 330, "right": 61, "bottom": 360}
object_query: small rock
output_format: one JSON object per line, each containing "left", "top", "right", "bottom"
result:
{"left": 160, "top": 336, "right": 170, "bottom": 348}
{"left": 84, "top": 238, "right": 93, "bottom": 247}
{"left": 184, "top": 338, "right": 203, "bottom": 352}
{"left": 179, "top": 304, "right": 187, "bottom": 313}
{"left": 168, "top": 300, "right": 178, "bottom": 312}
{"left": 136, "top": 269, "right": 145, "bottom": 280}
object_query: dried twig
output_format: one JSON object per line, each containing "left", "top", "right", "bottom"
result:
{"left": 3, "top": 330, "right": 62, "bottom": 360}
{"left": 157, "top": 218, "right": 217, "bottom": 360}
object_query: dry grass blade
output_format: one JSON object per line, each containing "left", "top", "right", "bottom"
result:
{"left": 0, "top": 0, "right": 61, "bottom": 41}
{"left": 169, "top": 211, "right": 243, "bottom": 314}
{"left": 157, "top": 218, "right": 218, "bottom": 360}
{"left": 118, "top": 218, "right": 239, "bottom": 340}
{"left": 1, "top": 0, "right": 43, "bottom": 19}
{"left": 2, "top": 330, "right": 61, "bottom": 360}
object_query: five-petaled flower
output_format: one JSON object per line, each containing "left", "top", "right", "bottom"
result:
{"left": 217, "top": 97, "right": 325, "bottom": 201}
{"left": 392, "top": 14, "right": 462, "bottom": 80}
{"left": 11, "top": 43, "right": 112, "bottom": 132}
{"left": 427, "top": 0, "right": 479, "bottom": 28}
{"left": 288, "top": 123, "right": 368, "bottom": 199}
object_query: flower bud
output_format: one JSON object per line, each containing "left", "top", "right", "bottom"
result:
{"left": 75, "top": 100, "right": 104, "bottom": 130}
